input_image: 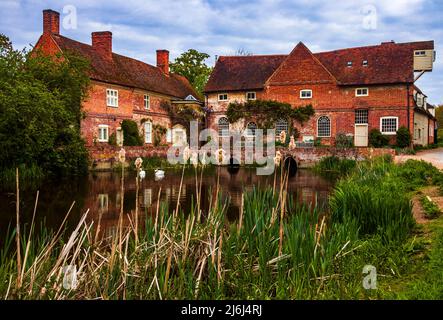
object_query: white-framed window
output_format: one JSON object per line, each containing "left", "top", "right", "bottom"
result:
{"left": 362, "top": 60, "right": 368, "bottom": 67}
{"left": 355, "top": 88, "right": 369, "bottom": 97}
{"left": 380, "top": 117, "right": 398, "bottom": 135}
{"left": 300, "top": 89, "right": 312, "bottom": 99}
{"left": 218, "top": 117, "right": 230, "bottom": 137}
{"left": 106, "top": 89, "right": 118, "bottom": 107}
{"left": 144, "top": 94, "right": 150, "bottom": 110}
{"left": 317, "top": 116, "right": 331, "bottom": 138}
{"left": 144, "top": 121, "right": 152, "bottom": 143}
{"left": 166, "top": 128, "right": 172, "bottom": 143}
{"left": 98, "top": 194, "right": 109, "bottom": 211}
{"left": 246, "top": 92, "right": 256, "bottom": 100}
{"left": 245, "top": 122, "right": 257, "bottom": 137}
{"left": 414, "top": 50, "right": 426, "bottom": 56}
{"left": 218, "top": 93, "right": 228, "bottom": 101}
{"left": 275, "top": 119, "right": 288, "bottom": 137}
{"left": 98, "top": 125, "right": 109, "bottom": 142}
{"left": 355, "top": 109, "right": 369, "bottom": 124}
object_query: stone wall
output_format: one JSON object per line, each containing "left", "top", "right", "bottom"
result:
{"left": 279, "top": 147, "right": 396, "bottom": 168}
{"left": 88, "top": 144, "right": 396, "bottom": 170}
{"left": 89, "top": 145, "right": 170, "bottom": 170}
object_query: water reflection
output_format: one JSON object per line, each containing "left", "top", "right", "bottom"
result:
{"left": 0, "top": 168, "right": 333, "bottom": 243}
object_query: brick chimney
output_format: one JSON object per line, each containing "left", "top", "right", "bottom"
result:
{"left": 157, "top": 50, "right": 169, "bottom": 75}
{"left": 43, "top": 9, "right": 60, "bottom": 35}
{"left": 92, "top": 32, "right": 113, "bottom": 60}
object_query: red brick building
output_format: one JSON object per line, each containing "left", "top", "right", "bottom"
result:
{"left": 204, "top": 41, "right": 437, "bottom": 146}
{"left": 34, "top": 9, "right": 200, "bottom": 150}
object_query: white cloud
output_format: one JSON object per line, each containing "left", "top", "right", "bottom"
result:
{"left": 1, "top": 0, "right": 441, "bottom": 103}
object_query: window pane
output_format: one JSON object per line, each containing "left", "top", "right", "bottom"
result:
{"left": 246, "top": 122, "right": 257, "bottom": 136}
{"left": 218, "top": 117, "right": 229, "bottom": 137}
{"left": 355, "top": 110, "right": 368, "bottom": 124}
{"left": 381, "top": 118, "right": 397, "bottom": 133}
{"left": 275, "top": 119, "right": 288, "bottom": 137}
{"left": 145, "top": 122, "right": 152, "bottom": 143}
{"left": 317, "top": 116, "right": 330, "bottom": 137}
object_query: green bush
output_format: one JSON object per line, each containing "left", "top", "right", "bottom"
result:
{"left": 396, "top": 126, "right": 411, "bottom": 148}
{"left": 369, "top": 128, "right": 389, "bottom": 147}
{"left": 108, "top": 132, "right": 117, "bottom": 146}
{"left": 0, "top": 34, "right": 89, "bottom": 178}
{"left": 395, "top": 160, "right": 443, "bottom": 191}
{"left": 335, "top": 133, "right": 354, "bottom": 148}
{"left": 121, "top": 120, "right": 143, "bottom": 146}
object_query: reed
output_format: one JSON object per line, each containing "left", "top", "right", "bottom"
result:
{"left": 1, "top": 156, "right": 439, "bottom": 299}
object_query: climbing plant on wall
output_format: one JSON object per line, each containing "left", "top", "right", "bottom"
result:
{"left": 226, "top": 100, "right": 315, "bottom": 129}
{"left": 121, "top": 120, "right": 143, "bottom": 146}
{"left": 152, "top": 124, "right": 167, "bottom": 146}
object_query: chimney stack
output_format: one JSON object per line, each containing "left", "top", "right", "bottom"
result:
{"left": 92, "top": 32, "right": 113, "bottom": 60}
{"left": 156, "top": 50, "right": 169, "bottom": 75}
{"left": 43, "top": 9, "right": 60, "bottom": 35}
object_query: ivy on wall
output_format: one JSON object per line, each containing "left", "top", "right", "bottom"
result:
{"left": 226, "top": 100, "right": 315, "bottom": 129}
{"left": 152, "top": 124, "right": 167, "bottom": 146}
{"left": 121, "top": 119, "right": 143, "bottom": 146}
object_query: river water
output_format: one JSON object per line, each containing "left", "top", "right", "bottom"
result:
{"left": 0, "top": 167, "right": 333, "bottom": 242}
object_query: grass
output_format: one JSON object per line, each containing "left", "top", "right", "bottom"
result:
{"left": 312, "top": 156, "right": 356, "bottom": 178}
{"left": 0, "top": 164, "right": 45, "bottom": 187}
{"left": 1, "top": 156, "right": 443, "bottom": 299}
{"left": 420, "top": 196, "right": 442, "bottom": 219}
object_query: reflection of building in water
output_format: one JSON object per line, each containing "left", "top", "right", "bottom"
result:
{"left": 143, "top": 188, "right": 152, "bottom": 207}
{"left": 171, "top": 184, "right": 186, "bottom": 202}
{"left": 98, "top": 194, "right": 109, "bottom": 213}
{"left": 116, "top": 192, "right": 121, "bottom": 210}
{"left": 105, "top": 225, "right": 118, "bottom": 239}
{"left": 301, "top": 187, "right": 315, "bottom": 204}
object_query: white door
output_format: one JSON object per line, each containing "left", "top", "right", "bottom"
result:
{"left": 172, "top": 126, "right": 187, "bottom": 145}
{"left": 116, "top": 128, "right": 123, "bottom": 146}
{"left": 354, "top": 124, "right": 368, "bottom": 147}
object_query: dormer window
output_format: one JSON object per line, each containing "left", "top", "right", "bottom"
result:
{"left": 347, "top": 61, "right": 353, "bottom": 67}
{"left": 218, "top": 93, "right": 228, "bottom": 101}
{"left": 246, "top": 92, "right": 256, "bottom": 100}
{"left": 356, "top": 88, "right": 369, "bottom": 97}
{"left": 300, "top": 89, "right": 312, "bottom": 99}
{"left": 144, "top": 94, "right": 150, "bottom": 109}
{"left": 106, "top": 89, "right": 118, "bottom": 107}
{"left": 362, "top": 60, "right": 368, "bottom": 67}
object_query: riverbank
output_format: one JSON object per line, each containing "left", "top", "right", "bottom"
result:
{"left": 1, "top": 156, "right": 442, "bottom": 299}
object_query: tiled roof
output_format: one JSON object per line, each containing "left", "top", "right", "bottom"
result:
{"left": 315, "top": 41, "right": 434, "bottom": 85}
{"left": 51, "top": 34, "right": 198, "bottom": 99}
{"left": 204, "top": 55, "right": 286, "bottom": 92}
{"left": 204, "top": 41, "right": 434, "bottom": 92}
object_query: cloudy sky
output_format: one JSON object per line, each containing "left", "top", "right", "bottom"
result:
{"left": 1, "top": 0, "right": 442, "bottom": 104}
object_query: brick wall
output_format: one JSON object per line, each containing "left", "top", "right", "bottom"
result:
{"left": 206, "top": 83, "right": 410, "bottom": 146}
{"left": 81, "top": 81, "right": 174, "bottom": 146}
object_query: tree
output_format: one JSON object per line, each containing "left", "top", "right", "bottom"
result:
{"left": 0, "top": 33, "right": 90, "bottom": 177}
{"left": 169, "top": 49, "right": 212, "bottom": 98}
{"left": 436, "top": 105, "right": 443, "bottom": 126}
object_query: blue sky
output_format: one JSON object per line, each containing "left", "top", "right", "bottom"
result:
{"left": 1, "top": 0, "right": 442, "bottom": 104}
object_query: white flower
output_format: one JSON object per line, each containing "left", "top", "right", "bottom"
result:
{"left": 274, "top": 151, "right": 282, "bottom": 166}
{"left": 135, "top": 157, "right": 143, "bottom": 169}
{"left": 118, "top": 148, "right": 126, "bottom": 163}
{"left": 279, "top": 130, "right": 286, "bottom": 143}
